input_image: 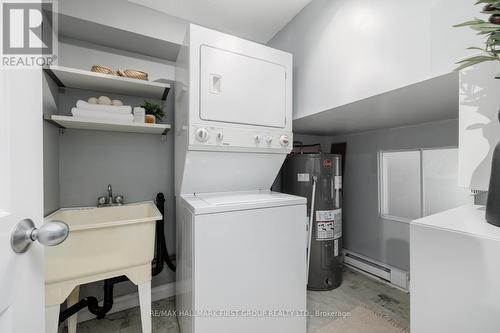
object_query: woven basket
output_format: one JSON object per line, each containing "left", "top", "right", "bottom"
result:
{"left": 90, "top": 65, "right": 116, "bottom": 76}
{"left": 121, "top": 69, "right": 149, "bottom": 81}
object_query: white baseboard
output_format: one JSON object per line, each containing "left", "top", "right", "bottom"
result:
{"left": 343, "top": 249, "right": 409, "bottom": 291}
{"left": 75, "top": 282, "right": 176, "bottom": 323}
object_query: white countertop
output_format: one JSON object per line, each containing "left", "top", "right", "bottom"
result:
{"left": 412, "top": 204, "right": 500, "bottom": 241}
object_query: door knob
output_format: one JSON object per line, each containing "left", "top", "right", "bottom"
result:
{"left": 11, "top": 219, "right": 69, "bottom": 253}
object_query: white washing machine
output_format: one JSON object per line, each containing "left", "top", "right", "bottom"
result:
{"left": 176, "top": 191, "right": 306, "bottom": 333}
{"left": 175, "top": 25, "right": 307, "bottom": 333}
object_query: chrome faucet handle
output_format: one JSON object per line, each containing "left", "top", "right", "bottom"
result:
{"left": 114, "top": 195, "right": 124, "bottom": 205}
{"left": 97, "top": 196, "right": 107, "bottom": 207}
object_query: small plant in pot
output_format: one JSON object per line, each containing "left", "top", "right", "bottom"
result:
{"left": 455, "top": 0, "right": 500, "bottom": 226}
{"left": 141, "top": 101, "right": 165, "bottom": 124}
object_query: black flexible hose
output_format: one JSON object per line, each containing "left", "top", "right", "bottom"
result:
{"left": 162, "top": 230, "right": 176, "bottom": 272}
{"left": 154, "top": 193, "right": 176, "bottom": 273}
{"left": 152, "top": 193, "right": 166, "bottom": 276}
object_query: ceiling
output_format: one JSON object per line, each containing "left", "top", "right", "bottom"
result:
{"left": 293, "top": 72, "right": 459, "bottom": 136}
{"left": 128, "top": 0, "right": 312, "bottom": 43}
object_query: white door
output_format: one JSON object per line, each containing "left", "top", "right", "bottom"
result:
{"left": 0, "top": 68, "right": 46, "bottom": 332}
{"left": 200, "top": 45, "right": 287, "bottom": 128}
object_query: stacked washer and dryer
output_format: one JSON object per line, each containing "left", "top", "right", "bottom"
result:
{"left": 174, "top": 25, "right": 307, "bottom": 333}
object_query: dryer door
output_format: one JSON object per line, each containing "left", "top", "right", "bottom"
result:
{"left": 199, "top": 45, "right": 287, "bottom": 128}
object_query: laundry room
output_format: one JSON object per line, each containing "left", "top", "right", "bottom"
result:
{"left": 1, "top": 1, "right": 500, "bottom": 333}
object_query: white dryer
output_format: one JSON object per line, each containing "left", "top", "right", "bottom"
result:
{"left": 175, "top": 25, "right": 306, "bottom": 333}
{"left": 175, "top": 24, "right": 294, "bottom": 195}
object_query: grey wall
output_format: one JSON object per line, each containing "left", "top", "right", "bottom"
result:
{"left": 329, "top": 119, "right": 459, "bottom": 271}
{"left": 293, "top": 134, "right": 333, "bottom": 153}
{"left": 292, "top": 119, "right": 459, "bottom": 271}
{"left": 43, "top": 38, "right": 177, "bottom": 301}
{"left": 57, "top": 88, "right": 173, "bottom": 207}
{"left": 43, "top": 73, "right": 61, "bottom": 216}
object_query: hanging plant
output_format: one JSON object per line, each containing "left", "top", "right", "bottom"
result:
{"left": 454, "top": 0, "right": 500, "bottom": 78}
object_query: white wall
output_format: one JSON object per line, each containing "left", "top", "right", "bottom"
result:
{"left": 59, "top": 0, "right": 188, "bottom": 46}
{"left": 269, "top": 0, "right": 479, "bottom": 120}
{"left": 459, "top": 62, "right": 500, "bottom": 191}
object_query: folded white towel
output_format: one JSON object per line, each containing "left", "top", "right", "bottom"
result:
{"left": 76, "top": 100, "right": 132, "bottom": 114}
{"left": 71, "top": 108, "right": 134, "bottom": 122}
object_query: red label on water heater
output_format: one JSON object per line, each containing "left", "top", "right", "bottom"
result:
{"left": 323, "top": 159, "right": 332, "bottom": 169}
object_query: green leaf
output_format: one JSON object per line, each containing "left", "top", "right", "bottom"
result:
{"left": 476, "top": 30, "right": 495, "bottom": 35}
{"left": 455, "top": 57, "right": 497, "bottom": 71}
{"left": 472, "top": 27, "right": 500, "bottom": 33}
{"left": 485, "top": 0, "right": 500, "bottom": 7}
{"left": 467, "top": 46, "right": 487, "bottom": 51}
{"left": 453, "top": 19, "right": 486, "bottom": 27}
{"left": 456, "top": 55, "right": 496, "bottom": 63}
{"left": 470, "top": 23, "right": 500, "bottom": 32}
{"left": 475, "top": 0, "right": 498, "bottom": 4}
{"left": 481, "top": 10, "right": 500, "bottom": 14}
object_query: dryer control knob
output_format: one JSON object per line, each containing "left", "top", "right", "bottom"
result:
{"left": 255, "top": 135, "right": 262, "bottom": 143}
{"left": 279, "top": 135, "right": 290, "bottom": 146}
{"left": 195, "top": 128, "right": 209, "bottom": 142}
{"left": 217, "top": 132, "right": 224, "bottom": 141}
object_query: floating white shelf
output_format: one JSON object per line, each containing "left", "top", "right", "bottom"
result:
{"left": 43, "top": 65, "right": 171, "bottom": 100}
{"left": 44, "top": 115, "right": 171, "bottom": 135}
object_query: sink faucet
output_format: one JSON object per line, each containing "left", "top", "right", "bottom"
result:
{"left": 107, "top": 184, "right": 114, "bottom": 204}
{"left": 97, "top": 184, "right": 124, "bottom": 207}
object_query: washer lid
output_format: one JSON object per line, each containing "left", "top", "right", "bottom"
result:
{"left": 181, "top": 190, "right": 306, "bottom": 214}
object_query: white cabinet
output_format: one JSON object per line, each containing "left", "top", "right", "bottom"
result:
{"left": 411, "top": 205, "right": 500, "bottom": 333}
{"left": 459, "top": 62, "right": 500, "bottom": 191}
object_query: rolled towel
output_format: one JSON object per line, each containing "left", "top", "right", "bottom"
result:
{"left": 71, "top": 108, "right": 134, "bottom": 122}
{"left": 76, "top": 100, "right": 132, "bottom": 114}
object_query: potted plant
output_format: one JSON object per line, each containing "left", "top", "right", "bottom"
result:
{"left": 455, "top": 0, "right": 500, "bottom": 226}
{"left": 141, "top": 100, "right": 165, "bottom": 123}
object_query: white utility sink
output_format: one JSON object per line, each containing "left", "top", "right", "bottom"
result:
{"left": 44, "top": 201, "right": 162, "bottom": 306}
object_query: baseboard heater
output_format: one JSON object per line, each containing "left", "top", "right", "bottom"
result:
{"left": 343, "top": 250, "right": 409, "bottom": 291}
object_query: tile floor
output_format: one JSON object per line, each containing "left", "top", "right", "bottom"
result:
{"left": 74, "top": 267, "right": 409, "bottom": 333}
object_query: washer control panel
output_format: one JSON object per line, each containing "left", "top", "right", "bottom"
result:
{"left": 189, "top": 125, "right": 292, "bottom": 151}
{"left": 195, "top": 128, "right": 210, "bottom": 142}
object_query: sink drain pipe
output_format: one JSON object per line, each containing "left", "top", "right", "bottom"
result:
{"left": 59, "top": 192, "right": 176, "bottom": 324}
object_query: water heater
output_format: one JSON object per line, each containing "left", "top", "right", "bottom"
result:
{"left": 282, "top": 154, "right": 343, "bottom": 290}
